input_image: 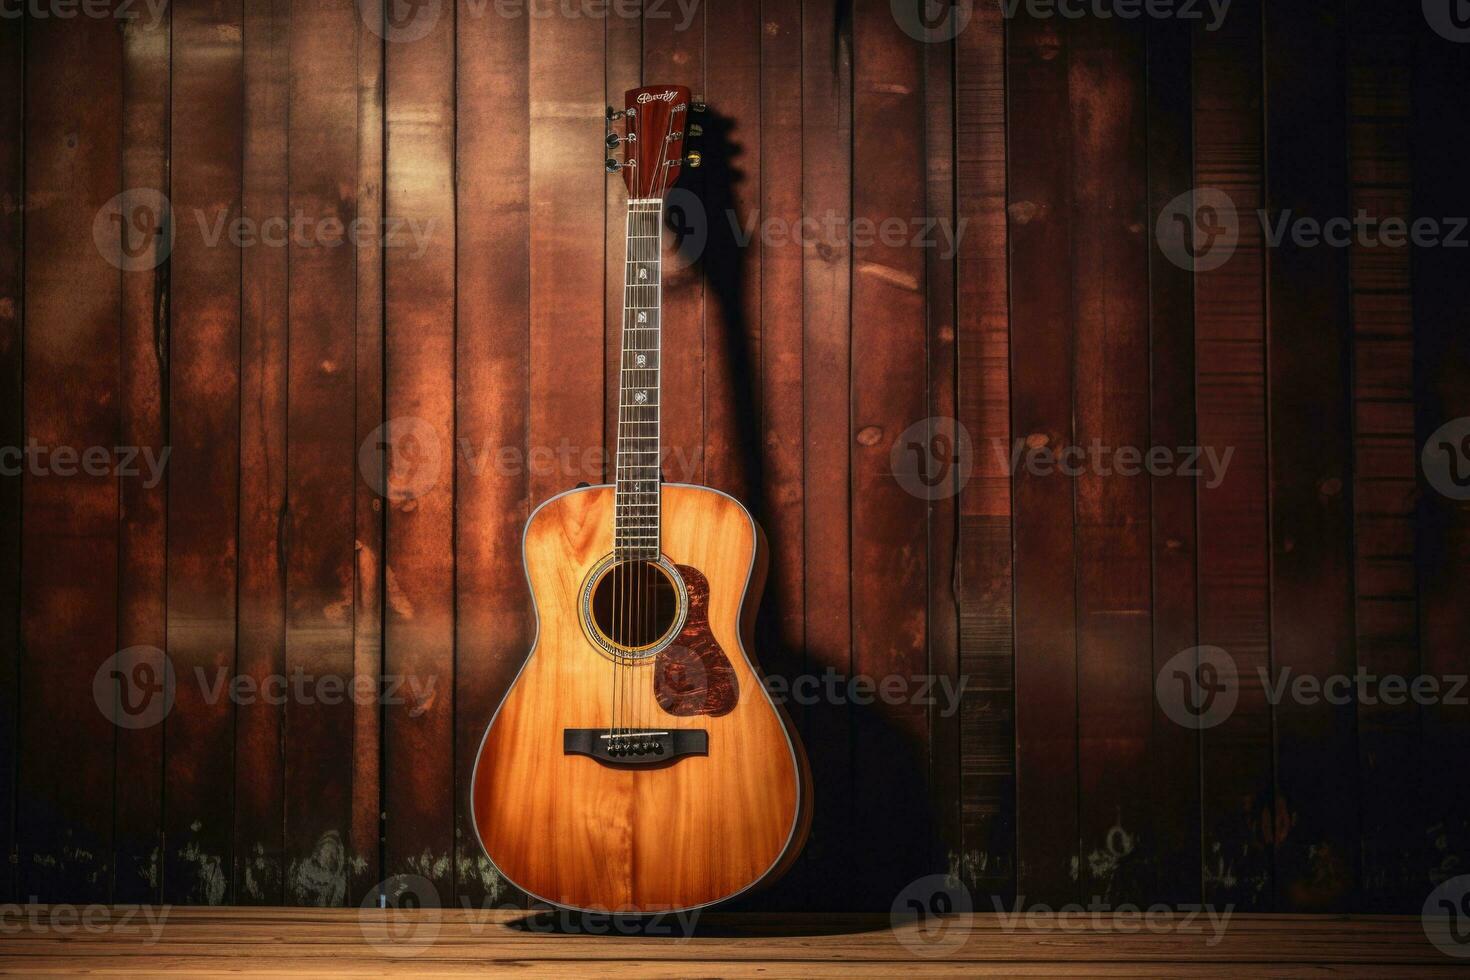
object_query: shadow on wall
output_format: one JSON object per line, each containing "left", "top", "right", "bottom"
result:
{"left": 671, "top": 103, "right": 946, "bottom": 915}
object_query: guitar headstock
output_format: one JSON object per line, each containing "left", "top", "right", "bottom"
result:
{"left": 606, "top": 85, "right": 704, "bottom": 199}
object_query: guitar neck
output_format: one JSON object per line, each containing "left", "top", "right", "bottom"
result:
{"left": 614, "top": 198, "right": 664, "bottom": 560}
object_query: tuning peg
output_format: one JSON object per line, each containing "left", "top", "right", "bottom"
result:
{"left": 605, "top": 158, "right": 622, "bottom": 173}
{"left": 691, "top": 100, "right": 708, "bottom": 113}
{"left": 688, "top": 123, "right": 704, "bottom": 138}
{"left": 605, "top": 132, "right": 622, "bottom": 149}
{"left": 606, "top": 105, "right": 625, "bottom": 121}
{"left": 684, "top": 150, "right": 702, "bottom": 169}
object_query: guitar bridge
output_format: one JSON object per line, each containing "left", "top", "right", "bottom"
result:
{"left": 563, "top": 728, "right": 707, "bottom": 767}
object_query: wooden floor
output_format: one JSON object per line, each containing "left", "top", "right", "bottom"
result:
{"left": 0, "top": 908, "right": 1458, "bottom": 977}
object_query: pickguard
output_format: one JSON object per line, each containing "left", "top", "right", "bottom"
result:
{"left": 654, "top": 564, "right": 739, "bottom": 716}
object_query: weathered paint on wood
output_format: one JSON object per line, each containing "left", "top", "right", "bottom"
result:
{"left": 796, "top": 0, "right": 855, "bottom": 910}
{"left": 849, "top": 0, "right": 933, "bottom": 909}
{"left": 18, "top": 7, "right": 123, "bottom": 902}
{"left": 1192, "top": 0, "right": 1274, "bottom": 912}
{"left": 454, "top": 0, "right": 533, "bottom": 911}
{"left": 235, "top": 0, "right": 288, "bottom": 906}
{"left": 383, "top": 1, "right": 458, "bottom": 904}
{"left": 1070, "top": 14, "right": 1154, "bottom": 908}
{"left": 1008, "top": 12, "right": 1081, "bottom": 905}
{"left": 164, "top": 0, "right": 243, "bottom": 904}
{"left": 283, "top": 0, "right": 361, "bottom": 908}
{"left": 955, "top": 0, "right": 1016, "bottom": 902}
{"left": 116, "top": 0, "right": 172, "bottom": 906}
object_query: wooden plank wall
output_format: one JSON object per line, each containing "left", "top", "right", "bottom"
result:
{"left": 1, "top": 0, "right": 1467, "bottom": 914}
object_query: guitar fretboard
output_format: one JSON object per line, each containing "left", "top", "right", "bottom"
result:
{"left": 615, "top": 199, "right": 663, "bottom": 560}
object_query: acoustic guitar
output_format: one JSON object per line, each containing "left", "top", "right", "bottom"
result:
{"left": 470, "top": 85, "right": 811, "bottom": 915}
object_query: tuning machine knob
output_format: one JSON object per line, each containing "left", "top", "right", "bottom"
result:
{"left": 688, "top": 123, "right": 704, "bottom": 138}
{"left": 684, "top": 150, "right": 702, "bottom": 169}
{"left": 605, "top": 132, "right": 622, "bottom": 149}
{"left": 691, "top": 100, "right": 708, "bottom": 113}
{"left": 605, "top": 158, "right": 622, "bottom": 173}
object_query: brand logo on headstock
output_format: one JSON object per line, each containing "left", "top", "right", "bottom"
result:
{"left": 637, "top": 91, "right": 679, "bottom": 104}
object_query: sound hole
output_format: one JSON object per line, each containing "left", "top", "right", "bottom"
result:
{"left": 590, "top": 560, "right": 680, "bottom": 652}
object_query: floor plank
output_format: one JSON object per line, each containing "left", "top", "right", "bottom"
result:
{"left": 0, "top": 909, "right": 1454, "bottom": 977}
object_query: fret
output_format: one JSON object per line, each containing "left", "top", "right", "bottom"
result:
{"left": 616, "top": 201, "right": 665, "bottom": 554}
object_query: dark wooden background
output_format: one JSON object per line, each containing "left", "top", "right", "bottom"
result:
{"left": 2, "top": 0, "right": 1468, "bottom": 913}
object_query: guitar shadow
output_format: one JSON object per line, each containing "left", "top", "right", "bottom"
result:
{"left": 665, "top": 105, "right": 950, "bottom": 916}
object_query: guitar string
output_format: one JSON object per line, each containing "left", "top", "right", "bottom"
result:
{"left": 609, "top": 100, "right": 684, "bottom": 747}
{"left": 628, "top": 108, "right": 677, "bottom": 742}
{"left": 647, "top": 112, "right": 678, "bottom": 740}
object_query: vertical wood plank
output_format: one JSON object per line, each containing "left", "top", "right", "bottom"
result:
{"left": 455, "top": 0, "right": 531, "bottom": 910}
{"left": 350, "top": 0, "right": 385, "bottom": 907}
{"left": 1144, "top": 16, "right": 1201, "bottom": 906}
{"left": 955, "top": 1, "right": 1015, "bottom": 902}
{"left": 800, "top": 0, "right": 853, "bottom": 908}
{"left": 528, "top": 11, "right": 605, "bottom": 508}
{"left": 1070, "top": 13, "right": 1153, "bottom": 908}
{"left": 1412, "top": 7, "right": 1470, "bottom": 893}
{"left": 284, "top": 0, "right": 361, "bottom": 907}
{"left": 1192, "top": 0, "right": 1273, "bottom": 911}
{"left": 922, "top": 16, "right": 961, "bottom": 891}
{"left": 702, "top": 0, "right": 761, "bottom": 504}
{"left": 1346, "top": 0, "right": 1419, "bottom": 912}
{"left": 20, "top": 9, "right": 121, "bottom": 899}
{"left": 1262, "top": 0, "right": 1357, "bottom": 913}
{"left": 164, "top": 0, "right": 242, "bottom": 905}
{"left": 115, "top": 0, "right": 172, "bottom": 906}
{"left": 1007, "top": 11, "right": 1079, "bottom": 906}
{"left": 234, "top": 0, "right": 288, "bottom": 906}
{"left": 850, "top": 0, "right": 932, "bottom": 906}
{"left": 0, "top": 7, "right": 20, "bottom": 904}
{"left": 643, "top": 2, "right": 705, "bottom": 487}
{"left": 384, "top": 0, "right": 457, "bottom": 903}
{"left": 749, "top": 0, "right": 804, "bottom": 908}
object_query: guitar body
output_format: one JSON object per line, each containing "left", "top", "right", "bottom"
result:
{"left": 470, "top": 483, "right": 810, "bottom": 914}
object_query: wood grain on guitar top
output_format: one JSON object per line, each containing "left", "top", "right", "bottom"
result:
{"left": 470, "top": 483, "right": 810, "bottom": 913}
